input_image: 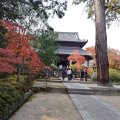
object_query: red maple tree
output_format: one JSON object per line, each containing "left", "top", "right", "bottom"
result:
{"left": 0, "top": 20, "right": 45, "bottom": 81}
{"left": 0, "top": 48, "right": 22, "bottom": 73}
{"left": 85, "top": 46, "right": 96, "bottom": 65}
{"left": 68, "top": 50, "right": 86, "bottom": 70}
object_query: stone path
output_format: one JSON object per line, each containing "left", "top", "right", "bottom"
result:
{"left": 62, "top": 78, "right": 120, "bottom": 120}
{"left": 97, "top": 96, "right": 120, "bottom": 111}
{"left": 70, "top": 94, "right": 120, "bottom": 120}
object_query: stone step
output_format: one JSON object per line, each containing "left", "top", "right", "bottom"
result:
{"left": 68, "top": 90, "right": 95, "bottom": 95}
{"left": 37, "top": 79, "right": 62, "bottom": 83}
{"left": 68, "top": 88, "right": 93, "bottom": 92}
{"left": 67, "top": 88, "right": 95, "bottom": 95}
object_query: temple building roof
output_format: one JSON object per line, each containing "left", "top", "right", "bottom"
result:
{"left": 54, "top": 32, "right": 93, "bottom": 60}
{"left": 56, "top": 46, "right": 92, "bottom": 56}
{"left": 55, "top": 32, "right": 88, "bottom": 48}
{"left": 56, "top": 32, "right": 87, "bottom": 42}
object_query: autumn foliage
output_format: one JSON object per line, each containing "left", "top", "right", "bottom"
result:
{"left": 85, "top": 46, "right": 96, "bottom": 64}
{"left": 0, "top": 48, "right": 22, "bottom": 73}
{"left": 86, "top": 46, "right": 120, "bottom": 69}
{"left": 0, "top": 20, "right": 45, "bottom": 74}
{"left": 68, "top": 50, "right": 86, "bottom": 69}
{"left": 108, "top": 48, "right": 120, "bottom": 69}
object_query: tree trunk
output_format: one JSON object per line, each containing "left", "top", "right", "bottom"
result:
{"left": 16, "top": 60, "right": 24, "bottom": 82}
{"left": 16, "top": 68, "right": 20, "bottom": 82}
{"left": 94, "top": 0, "right": 110, "bottom": 86}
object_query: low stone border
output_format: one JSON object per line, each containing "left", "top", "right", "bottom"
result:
{"left": 31, "top": 86, "right": 120, "bottom": 96}
{"left": 37, "top": 79, "right": 62, "bottom": 83}
{"left": 31, "top": 86, "right": 67, "bottom": 94}
{"left": 91, "top": 87, "right": 120, "bottom": 96}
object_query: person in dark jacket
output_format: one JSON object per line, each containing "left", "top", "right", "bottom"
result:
{"left": 84, "top": 69, "right": 88, "bottom": 82}
{"left": 62, "top": 68, "right": 66, "bottom": 80}
{"left": 80, "top": 69, "right": 84, "bottom": 81}
{"left": 71, "top": 69, "right": 74, "bottom": 80}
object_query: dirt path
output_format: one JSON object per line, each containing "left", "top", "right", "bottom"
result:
{"left": 9, "top": 93, "right": 82, "bottom": 120}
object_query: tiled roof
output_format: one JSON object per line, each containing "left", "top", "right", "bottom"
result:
{"left": 56, "top": 46, "right": 92, "bottom": 56}
{"left": 56, "top": 32, "right": 87, "bottom": 42}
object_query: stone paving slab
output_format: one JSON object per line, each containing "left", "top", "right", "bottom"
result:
{"left": 63, "top": 82, "right": 91, "bottom": 89}
{"left": 97, "top": 96, "right": 120, "bottom": 111}
{"left": 62, "top": 78, "right": 120, "bottom": 120}
{"left": 69, "top": 94, "right": 120, "bottom": 120}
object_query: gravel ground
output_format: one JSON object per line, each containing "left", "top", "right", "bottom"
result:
{"left": 9, "top": 93, "right": 82, "bottom": 120}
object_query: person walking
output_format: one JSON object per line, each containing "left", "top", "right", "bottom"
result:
{"left": 61, "top": 68, "right": 66, "bottom": 80}
{"left": 71, "top": 69, "right": 74, "bottom": 80}
{"left": 80, "top": 69, "right": 84, "bottom": 81}
{"left": 84, "top": 69, "right": 88, "bottom": 82}
{"left": 67, "top": 68, "right": 72, "bottom": 81}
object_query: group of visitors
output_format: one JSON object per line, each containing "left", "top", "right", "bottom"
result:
{"left": 61, "top": 66, "right": 88, "bottom": 82}
{"left": 61, "top": 67, "right": 73, "bottom": 81}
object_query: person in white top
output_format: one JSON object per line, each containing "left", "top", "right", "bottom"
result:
{"left": 67, "top": 68, "right": 72, "bottom": 81}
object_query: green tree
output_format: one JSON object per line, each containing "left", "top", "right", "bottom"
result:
{"left": 0, "top": 0, "right": 67, "bottom": 22}
{"left": 73, "top": 0, "right": 120, "bottom": 86}
{"left": 0, "top": 0, "right": 67, "bottom": 48}
{"left": 31, "top": 30, "right": 59, "bottom": 66}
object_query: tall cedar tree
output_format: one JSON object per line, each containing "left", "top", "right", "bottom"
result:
{"left": 73, "top": 0, "right": 120, "bottom": 86}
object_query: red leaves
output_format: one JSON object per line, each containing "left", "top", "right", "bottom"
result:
{"left": 108, "top": 48, "right": 120, "bottom": 69}
{"left": 0, "top": 20, "right": 45, "bottom": 74}
{"left": 29, "top": 49, "right": 45, "bottom": 74}
{"left": 68, "top": 50, "right": 86, "bottom": 69}
{"left": 0, "top": 63, "right": 16, "bottom": 73}
{"left": 86, "top": 47, "right": 96, "bottom": 55}
{"left": 0, "top": 48, "right": 14, "bottom": 57}
{"left": 0, "top": 48, "right": 22, "bottom": 73}
{"left": 86, "top": 46, "right": 96, "bottom": 64}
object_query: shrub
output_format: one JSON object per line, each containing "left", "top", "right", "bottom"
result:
{"left": 109, "top": 69, "right": 120, "bottom": 83}
{"left": 0, "top": 82, "right": 23, "bottom": 115}
{"left": 50, "top": 64, "right": 58, "bottom": 71}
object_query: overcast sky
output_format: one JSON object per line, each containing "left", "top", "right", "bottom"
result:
{"left": 48, "top": 0, "right": 120, "bottom": 50}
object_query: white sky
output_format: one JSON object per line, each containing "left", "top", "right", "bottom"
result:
{"left": 48, "top": 0, "right": 120, "bottom": 50}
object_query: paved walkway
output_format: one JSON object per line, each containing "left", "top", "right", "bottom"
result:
{"left": 9, "top": 77, "right": 120, "bottom": 120}
{"left": 62, "top": 77, "right": 120, "bottom": 120}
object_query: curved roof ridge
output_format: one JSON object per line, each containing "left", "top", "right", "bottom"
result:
{"left": 55, "top": 31, "right": 87, "bottom": 42}
{"left": 55, "top": 31, "right": 78, "bottom": 33}
{"left": 56, "top": 46, "right": 92, "bottom": 56}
